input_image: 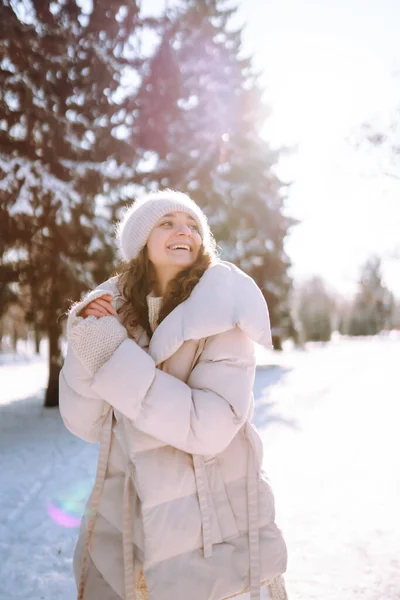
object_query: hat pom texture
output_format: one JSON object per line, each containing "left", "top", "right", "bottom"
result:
{"left": 116, "top": 190, "right": 211, "bottom": 261}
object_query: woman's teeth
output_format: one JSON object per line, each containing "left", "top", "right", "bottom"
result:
{"left": 168, "top": 245, "right": 191, "bottom": 251}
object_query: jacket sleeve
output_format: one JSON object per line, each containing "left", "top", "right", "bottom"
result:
{"left": 58, "top": 281, "right": 117, "bottom": 443}
{"left": 89, "top": 326, "right": 256, "bottom": 455}
{"left": 59, "top": 346, "right": 112, "bottom": 443}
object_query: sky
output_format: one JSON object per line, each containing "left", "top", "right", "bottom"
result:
{"left": 236, "top": 0, "right": 400, "bottom": 297}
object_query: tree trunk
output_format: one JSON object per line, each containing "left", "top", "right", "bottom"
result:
{"left": 44, "top": 318, "right": 62, "bottom": 408}
{"left": 34, "top": 325, "right": 41, "bottom": 355}
{"left": 272, "top": 333, "right": 283, "bottom": 351}
{"left": 12, "top": 324, "right": 18, "bottom": 352}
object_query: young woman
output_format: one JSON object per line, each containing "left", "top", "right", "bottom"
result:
{"left": 59, "top": 190, "right": 288, "bottom": 600}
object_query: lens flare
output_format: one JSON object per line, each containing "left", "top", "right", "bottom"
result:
{"left": 47, "top": 480, "right": 92, "bottom": 528}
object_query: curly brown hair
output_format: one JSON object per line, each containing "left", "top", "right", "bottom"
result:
{"left": 114, "top": 241, "right": 218, "bottom": 338}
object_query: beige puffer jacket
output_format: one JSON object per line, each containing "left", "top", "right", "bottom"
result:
{"left": 59, "top": 261, "right": 288, "bottom": 600}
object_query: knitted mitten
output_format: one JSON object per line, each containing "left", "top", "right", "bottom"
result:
{"left": 68, "top": 315, "right": 128, "bottom": 375}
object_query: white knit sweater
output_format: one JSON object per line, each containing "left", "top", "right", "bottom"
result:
{"left": 146, "top": 295, "right": 163, "bottom": 333}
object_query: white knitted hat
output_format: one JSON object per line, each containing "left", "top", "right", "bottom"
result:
{"left": 116, "top": 189, "right": 211, "bottom": 261}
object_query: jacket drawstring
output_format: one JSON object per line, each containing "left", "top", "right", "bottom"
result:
{"left": 192, "top": 454, "right": 213, "bottom": 558}
{"left": 245, "top": 423, "right": 261, "bottom": 600}
{"left": 78, "top": 409, "right": 137, "bottom": 600}
{"left": 122, "top": 465, "right": 136, "bottom": 599}
{"left": 78, "top": 409, "right": 113, "bottom": 600}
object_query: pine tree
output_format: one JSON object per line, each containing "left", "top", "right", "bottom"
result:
{"left": 0, "top": 0, "right": 156, "bottom": 405}
{"left": 295, "top": 277, "right": 335, "bottom": 343}
{"left": 348, "top": 256, "right": 394, "bottom": 336}
{"left": 136, "top": 0, "right": 297, "bottom": 346}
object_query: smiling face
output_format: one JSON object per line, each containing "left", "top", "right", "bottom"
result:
{"left": 146, "top": 211, "right": 202, "bottom": 293}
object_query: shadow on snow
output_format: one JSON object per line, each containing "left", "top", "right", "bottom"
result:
{"left": 252, "top": 365, "right": 299, "bottom": 431}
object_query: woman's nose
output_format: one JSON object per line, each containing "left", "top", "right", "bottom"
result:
{"left": 176, "top": 224, "right": 192, "bottom": 235}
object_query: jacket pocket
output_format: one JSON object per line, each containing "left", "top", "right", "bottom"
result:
{"left": 205, "top": 457, "right": 240, "bottom": 541}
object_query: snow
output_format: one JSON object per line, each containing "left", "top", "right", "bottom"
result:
{"left": 0, "top": 354, "right": 96, "bottom": 600}
{"left": 0, "top": 154, "right": 82, "bottom": 217}
{"left": 256, "top": 337, "right": 400, "bottom": 600}
{"left": 0, "top": 336, "right": 399, "bottom": 599}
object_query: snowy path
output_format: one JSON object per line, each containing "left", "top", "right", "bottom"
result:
{"left": 0, "top": 357, "right": 97, "bottom": 600}
{"left": 255, "top": 337, "right": 400, "bottom": 600}
{"left": 0, "top": 337, "right": 399, "bottom": 599}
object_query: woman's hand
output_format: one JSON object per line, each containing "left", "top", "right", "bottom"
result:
{"left": 79, "top": 294, "right": 117, "bottom": 318}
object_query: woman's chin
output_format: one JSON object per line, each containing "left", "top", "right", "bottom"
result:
{"left": 173, "top": 258, "right": 195, "bottom": 268}
{"left": 165, "top": 251, "right": 195, "bottom": 266}
{"left": 166, "top": 257, "right": 195, "bottom": 271}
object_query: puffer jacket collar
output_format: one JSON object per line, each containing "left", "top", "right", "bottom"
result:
{"left": 147, "top": 260, "right": 273, "bottom": 366}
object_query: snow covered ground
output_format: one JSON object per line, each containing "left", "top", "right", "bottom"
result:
{"left": 0, "top": 336, "right": 399, "bottom": 600}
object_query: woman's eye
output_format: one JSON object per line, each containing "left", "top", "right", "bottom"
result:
{"left": 160, "top": 221, "right": 173, "bottom": 227}
{"left": 189, "top": 224, "right": 199, "bottom": 231}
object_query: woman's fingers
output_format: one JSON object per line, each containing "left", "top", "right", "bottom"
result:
{"left": 82, "top": 308, "right": 105, "bottom": 318}
{"left": 81, "top": 304, "right": 114, "bottom": 318}
{"left": 95, "top": 297, "right": 117, "bottom": 315}
{"left": 80, "top": 304, "right": 102, "bottom": 318}
{"left": 78, "top": 294, "right": 118, "bottom": 318}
